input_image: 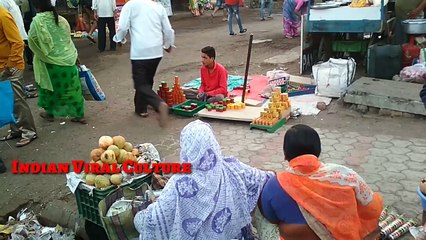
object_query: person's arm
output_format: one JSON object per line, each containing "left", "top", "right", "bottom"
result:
{"left": 92, "top": 0, "right": 98, "bottom": 19}
{"left": 112, "top": 3, "right": 130, "bottom": 44}
{"left": 1, "top": 11, "right": 24, "bottom": 70}
{"left": 111, "top": 0, "right": 117, "bottom": 14}
{"left": 295, "top": 0, "right": 304, "bottom": 16}
{"left": 198, "top": 68, "right": 205, "bottom": 93}
{"left": 409, "top": 0, "right": 426, "bottom": 19}
{"left": 206, "top": 67, "right": 227, "bottom": 96}
{"left": 258, "top": 178, "right": 281, "bottom": 225}
{"left": 161, "top": 7, "right": 175, "bottom": 51}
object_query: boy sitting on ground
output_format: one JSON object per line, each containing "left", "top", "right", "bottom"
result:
{"left": 184, "top": 46, "right": 228, "bottom": 103}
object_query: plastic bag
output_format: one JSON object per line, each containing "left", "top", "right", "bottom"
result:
{"left": 78, "top": 65, "right": 106, "bottom": 101}
{"left": 400, "top": 63, "right": 426, "bottom": 84}
{"left": 312, "top": 58, "right": 356, "bottom": 98}
{"left": 267, "top": 69, "right": 290, "bottom": 87}
{"left": 0, "top": 80, "right": 17, "bottom": 128}
{"left": 410, "top": 225, "right": 426, "bottom": 240}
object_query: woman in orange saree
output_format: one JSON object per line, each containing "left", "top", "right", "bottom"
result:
{"left": 259, "top": 124, "right": 383, "bottom": 240}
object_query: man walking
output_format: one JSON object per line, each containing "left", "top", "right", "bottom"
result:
{"left": 0, "top": 6, "right": 37, "bottom": 147}
{"left": 93, "top": 0, "right": 116, "bottom": 52}
{"left": 14, "top": 0, "right": 36, "bottom": 68}
{"left": 225, "top": 0, "right": 247, "bottom": 35}
{"left": 113, "top": 0, "right": 174, "bottom": 128}
{"left": 260, "top": 0, "right": 273, "bottom": 21}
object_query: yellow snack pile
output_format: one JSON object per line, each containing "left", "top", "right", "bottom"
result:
{"left": 252, "top": 88, "right": 291, "bottom": 126}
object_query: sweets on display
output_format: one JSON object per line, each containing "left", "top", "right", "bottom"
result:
{"left": 252, "top": 88, "right": 291, "bottom": 126}
{"left": 206, "top": 98, "right": 244, "bottom": 112}
{"left": 157, "top": 76, "right": 186, "bottom": 107}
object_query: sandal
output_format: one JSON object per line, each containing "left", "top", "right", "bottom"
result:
{"left": 40, "top": 112, "right": 54, "bottom": 122}
{"left": 135, "top": 112, "right": 149, "bottom": 118}
{"left": 87, "top": 35, "right": 96, "bottom": 44}
{"left": 16, "top": 135, "right": 37, "bottom": 147}
{"left": 26, "top": 91, "right": 38, "bottom": 98}
{"left": 0, "top": 133, "right": 20, "bottom": 141}
{"left": 71, "top": 118, "right": 88, "bottom": 124}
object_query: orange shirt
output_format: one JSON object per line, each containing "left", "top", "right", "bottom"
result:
{"left": 0, "top": 6, "right": 24, "bottom": 71}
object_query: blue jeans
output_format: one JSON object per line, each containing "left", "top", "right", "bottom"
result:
{"left": 227, "top": 5, "right": 244, "bottom": 33}
{"left": 260, "top": 0, "right": 273, "bottom": 18}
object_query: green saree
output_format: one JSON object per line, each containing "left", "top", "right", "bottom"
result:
{"left": 28, "top": 12, "right": 84, "bottom": 118}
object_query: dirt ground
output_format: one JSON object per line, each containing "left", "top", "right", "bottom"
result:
{"left": 0, "top": 6, "right": 425, "bottom": 230}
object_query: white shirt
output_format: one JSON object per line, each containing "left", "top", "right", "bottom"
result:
{"left": 92, "top": 0, "right": 116, "bottom": 17}
{"left": 0, "top": 0, "right": 28, "bottom": 40}
{"left": 113, "top": 0, "right": 175, "bottom": 60}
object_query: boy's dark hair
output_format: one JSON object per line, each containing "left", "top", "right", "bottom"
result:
{"left": 201, "top": 46, "right": 216, "bottom": 59}
{"left": 283, "top": 124, "right": 321, "bottom": 161}
{"left": 31, "top": 0, "right": 59, "bottom": 25}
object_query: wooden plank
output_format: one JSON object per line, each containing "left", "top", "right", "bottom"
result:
{"left": 196, "top": 106, "right": 264, "bottom": 122}
{"left": 232, "top": 96, "right": 263, "bottom": 106}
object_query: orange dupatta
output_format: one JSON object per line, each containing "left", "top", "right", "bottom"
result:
{"left": 277, "top": 155, "right": 383, "bottom": 240}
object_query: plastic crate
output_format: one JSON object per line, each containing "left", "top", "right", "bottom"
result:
{"left": 75, "top": 173, "right": 153, "bottom": 226}
{"left": 171, "top": 100, "right": 206, "bottom": 117}
{"left": 332, "top": 41, "right": 369, "bottom": 53}
{"left": 250, "top": 118, "right": 287, "bottom": 133}
{"left": 287, "top": 83, "right": 316, "bottom": 97}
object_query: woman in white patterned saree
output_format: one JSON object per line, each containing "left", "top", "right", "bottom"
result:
{"left": 133, "top": 120, "right": 274, "bottom": 239}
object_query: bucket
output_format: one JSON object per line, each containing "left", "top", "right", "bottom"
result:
{"left": 417, "top": 187, "right": 426, "bottom": 210}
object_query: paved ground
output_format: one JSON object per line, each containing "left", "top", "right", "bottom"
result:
{"left": 0, "top": 7, "right": 425, "bottom": 239}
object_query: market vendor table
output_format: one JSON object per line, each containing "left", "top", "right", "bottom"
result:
{"left": 196, "top": 106, "right": 264, "bottom": 122}
{"left": 308, "top": 5, "right": 384, "bottom": 33}
{"left": 299, "top": 0, "right": 390, "bottom": 74}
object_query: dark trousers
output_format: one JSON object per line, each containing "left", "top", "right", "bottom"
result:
{"left": 131, "top": 58, "right": 163, "bottom": 114}
{"left": 23, "top": 17, "right": 33, "bottom": 66}
{"left": 24, "top": 40, "right": 33, "bottom": 66}
{"left": 97, "top": 17, "right": 116, "bottom": 52}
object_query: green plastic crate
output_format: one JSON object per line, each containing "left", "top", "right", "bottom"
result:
{"left": 250, "top": 118, "right": 287, "bottom": 133}
{"left": 75, "top": 173, "right": 153, "bottom": 226}
{"left": 332, "top": 41, "right": 368, "bottom": 53}
{"left": 171, "top": 100, "right": 206, "bottom": 117}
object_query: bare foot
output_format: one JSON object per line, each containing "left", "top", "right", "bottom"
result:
{"left": 158, "top": 102, "right": 169, "bottom": 128}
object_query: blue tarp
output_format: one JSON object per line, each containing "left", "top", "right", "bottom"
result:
{"left": 183, "top": 75, "right": 244, "bottom": 92}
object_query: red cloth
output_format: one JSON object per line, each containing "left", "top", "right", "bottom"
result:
{"left": 225, "top": 0, "right": 239, "bottom": 6}
{"left": 199, "top": 62, "right": 228, "bottom": 96}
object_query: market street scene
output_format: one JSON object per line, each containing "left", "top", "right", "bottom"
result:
{"left": 1, "top": 0, "right": 426, "bottom": 239}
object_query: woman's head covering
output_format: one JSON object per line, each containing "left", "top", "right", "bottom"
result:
{"left": 134, "top": 120, "right": 273, "bottom": 239}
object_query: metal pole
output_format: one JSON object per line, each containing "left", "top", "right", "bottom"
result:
{"left": 242, "top": 34, "right": 254, "bottom": 103}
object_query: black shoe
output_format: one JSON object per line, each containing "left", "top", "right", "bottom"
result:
{"left": 230, "top": 32, "right": 236, "bottom": 36}
{"left": 240, "top": 29, "right": 247, "bottom": 34}
{"left": 0, "top": 158, "right": 7, "bottom": 174}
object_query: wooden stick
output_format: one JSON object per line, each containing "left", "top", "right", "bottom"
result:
{"left": 242, "top": 34, "right": 254, "bottom": 103}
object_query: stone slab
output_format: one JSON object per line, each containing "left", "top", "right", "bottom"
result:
{"left": 264, "top": 46, "right": 300, "bottom": 64}
{"left": 343, "top": 77, "right": 426, "bottom": 116}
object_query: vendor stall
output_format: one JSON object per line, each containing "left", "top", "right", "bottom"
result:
{"left": 300, "top": 0, "right": 392, "bottom": 74}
